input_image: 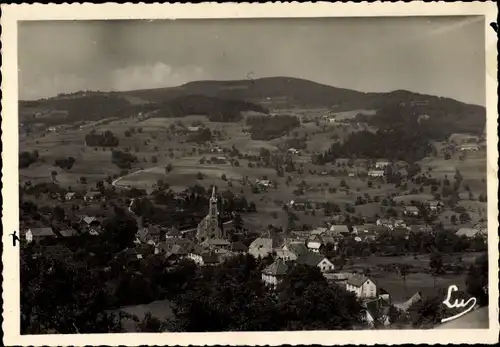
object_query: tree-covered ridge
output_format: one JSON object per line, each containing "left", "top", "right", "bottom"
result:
{"left": 155, "top": 94, "right": 269, "bottom": 122}
{"left": 246, "top": 114, "right": 301, "bottom": 141}
{"left": 20, "top": 77, "right": 485, "bottom": 133}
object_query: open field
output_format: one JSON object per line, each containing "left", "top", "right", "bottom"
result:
{"left": 347, "top": 252, "right": 485, "bottom": 303}
{"left": 20, "top": 104, "right": 488, "bottom": 233}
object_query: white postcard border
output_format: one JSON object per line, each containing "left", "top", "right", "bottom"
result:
{"left": 2, "top": 2, "right": 498, "bottom": 346}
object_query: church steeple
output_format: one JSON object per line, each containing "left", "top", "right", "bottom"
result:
{"left": 210, "top": 185, "right": 217, "bottom": 202}
{"left": 209, "top": 185, "right": 218, "bottom": 217}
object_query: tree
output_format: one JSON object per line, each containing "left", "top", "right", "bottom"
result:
{"left": 466, "top": 253, "right": 488, "bottom": 306}
{"left": 450, "top": 215, "right": 457, "bottom": 225}
{"left": 408, "top": 296, "right": 444, "bottom": 328}
{"left": 233, "top": 213, "right": 244, "bottom": 231}
{"left": 102, "top": 210, "right": 138, "bottom": 249}
{"left": 196, "top": 172, "right": 204, "bottom": 180}
{"left": 151, "top": 156, "right": 158, "bottom": 164}
{"left": 136, "top": 312, "right": 165, "bottom": 332}
{"left": 429, "top": 253, "right": 443, "bottom": 287}
{"left": 80, "top": 176, "right": 87, "bottom": 184}
{"left": 278, "top": 265, "right": 364, "bottom": 330}
{"left": 165, "top": 164, "right": 173, "bottom": 173}
{"left": 459, "top": 212, "right": 471, "bottom": 223}
{"left": 221, "top": 173, "right": 227, "bottom": 181}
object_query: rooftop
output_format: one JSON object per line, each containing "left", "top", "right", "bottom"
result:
{"left": 262, "top": 258, "right": 289, "bottom": 276}
{"left": 346, "top": 274, "right": 371, "bottom": 287}
{"left": 29, "top": 227, "right": 55, "bottom": 236}
{"left": 296, "top": 252, "right": 327, "bottom": 267}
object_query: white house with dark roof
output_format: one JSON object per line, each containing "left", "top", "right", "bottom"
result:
{"left": 65, "top": 192, "right": 77, "bottom": 201}
{"left": 368, "top": 170, "right": 385, "bottom": 177}
{"left": 25, "top": 227, "right": 56, "bottom": 243}
{"left": 375, "top": 160, "right": 391, "bottom": 169}
{"left": 427, "top": 200, "right": 444, "bottom": 212}
{"left": 404, "top": 206, "right": 420, "bottom": 216}
{"left": 306, "top": 234, "right": 324, "bottom": 253}
{"left": 296, "top": 252, "right": 334, "bottom": 273}
{"left": 345, "top": 274, "right": 377, "bottom": 299}
{"left": 261, "top": 258, "right": 290, "bottom": 289}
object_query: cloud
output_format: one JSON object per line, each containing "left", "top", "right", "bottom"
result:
{"left": 110, "top": 62, "right": 212, "bottom": 91}
{"left": 19, "top": 71, "right": 89, "bottom": 100}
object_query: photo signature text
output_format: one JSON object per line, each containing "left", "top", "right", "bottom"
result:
{"left": 441, "top": 285, "right": 477, "bottom": 323}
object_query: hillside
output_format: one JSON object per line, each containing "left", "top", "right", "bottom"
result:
{"left": 19, "top": 77, "right": 486, "bottom": 135}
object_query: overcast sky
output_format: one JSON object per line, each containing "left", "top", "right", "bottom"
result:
{"left": 18, "top": 16, "right": 485, "bottom": 105}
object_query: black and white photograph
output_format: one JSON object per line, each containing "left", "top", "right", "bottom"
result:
{"left": 2, "top": 2, "right": 498, "bottom": 346}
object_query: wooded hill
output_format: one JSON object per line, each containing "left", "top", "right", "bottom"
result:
{"left": 20, "top": 77, "right": 485, "bottom": 135}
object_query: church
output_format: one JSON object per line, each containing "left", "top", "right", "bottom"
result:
{"left": 196, "top": 186, "right": 225, "bottom": 242}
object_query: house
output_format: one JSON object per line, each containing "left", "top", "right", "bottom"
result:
{"left": 352, "top": 224, "right": 377, "bottom": 234}
{"left": 288, "top": 148, "right": 299, "bottom": 154}
{"left": 324, "top": 272, "right": 351, "bottom": 284}
{"left": 368, "top": 170, "right": 385, "bottom": 177}
{"left": 248, "top": 237, "right": 279, "bottom": 259}
{"left": 456, "top": 228, "right": 482, "bottom": 238}
{"left": 329, "top": 224, "right": 350, "bottom": 236}
{"left": 201, "top": 238, "right": 231, "bottom": 250}
{"left": 88, "top": 226, "right": 101, "bottom": 236}
{"left": 296, "top": 252, "right": 335, "bottom": 273}
{"left": 188, "top": 249, "right": 219, "bottom": 266}
{"left": 377, "top": 219, "right": 394, "bottom": 230}
{"left": 59, "top": 228, "right": 79, "bottom": 238}
{"left": 394, "top": 292, "right": 422, "bottom": 312}
{"left": 147, "top": 225, "right": 162, "bottom": 243}
{"left": 459, "top": 144, "right": 480, "bottom": 152}
{"left": 282, "top": 241, "right": 309, "bottom": 258}
{"left": 187, "top": 126, "right": 200, "bottom": 132}
{"left": 231, "top": 241, "right": 248, "bottom": 254}
{"left": 84, "top": 191, "right": 102, "bottom": 202}
{"left": 352, "top": 225, "right": 378, "bottom": 242}
{"left": 375, "top": 160, "right": 390, "bottom": 169}
{"left": 427, "top": 201, "right": 444, "bottom": 212}
{"left": 276, "top": 248, "right": 299, "bottom": 262}
{"left": 311, "top": 227, "right": 328, "bottom": 236}
{"left": 82, "top": 216, "right": 100, "bottom": 227}
{"left": 393, "top": 219, "right": 405, "bottom": 227}
{"left": 165, "top": 244, "right": 189, "bottom": 262}
{"left": 165, "top": 227, "right": 182, "bottom": 239}
{"left": 256, "top": 179, "right": 273, "bottom": 188}
{"left": 306, "top": 234, "right": 324, "bottom": 253}
{"left": 365, "top": 297, "right": 391, "bottom": 328}
{"left": 345, "top": 274, "right": 377, "bottom": 299}
{"left": 65, "top": 192, "right": 77, "bottom": 201}
{"left": 289, "top": 199, "right": 308, "bottom": 210}
{"left": 25, "top": 227, "right": 56, "bottom": 243}
{"left": 261, "top": 258, "right": 290, "bottom": 289}
{"left": 116, "top": 246, "right": 154, "bottom": 263}
{"left": 404, "top": 205, "right": 420, "bottom": 216}
{"left": 410, "top": 225, "right": 433, "bottom": 234}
